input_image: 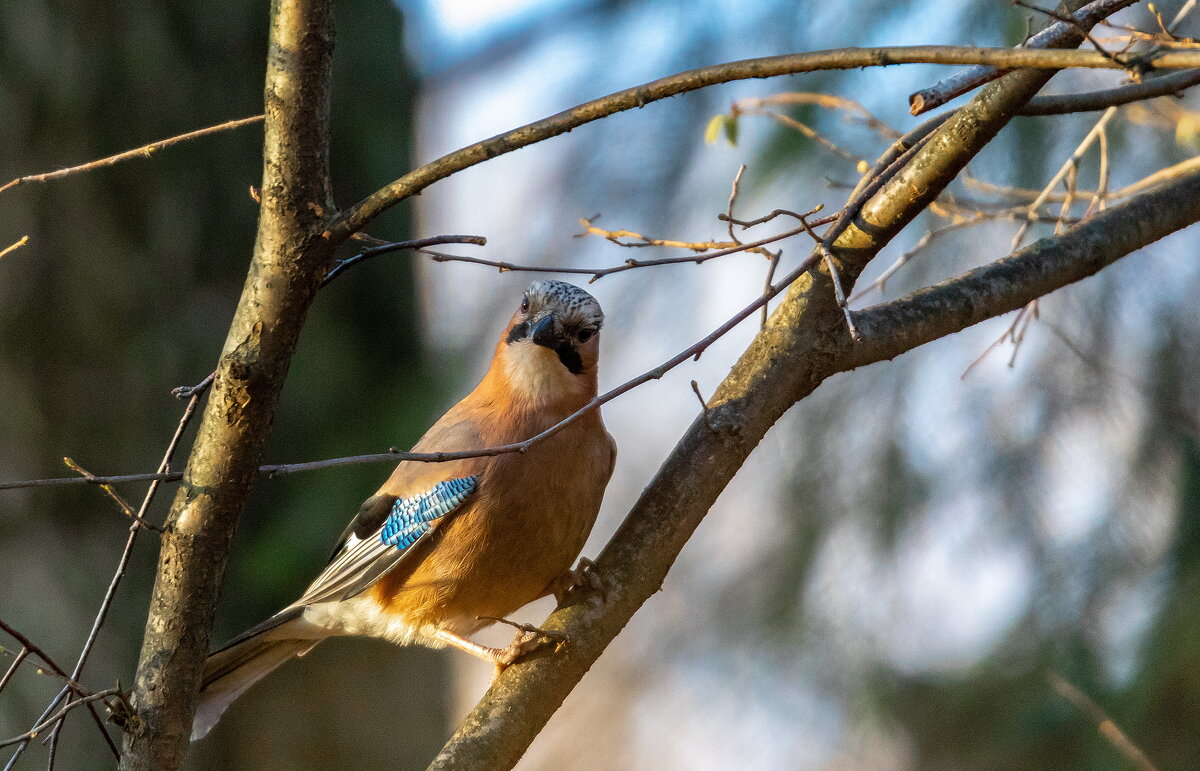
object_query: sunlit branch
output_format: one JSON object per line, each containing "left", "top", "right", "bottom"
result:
{"left": 0, "top": 236, "right": 28, "bottom": 262}
{"left": 908, "top": 0, "right": 1139, "bottom": 115}
{"left": 1047, "top": 673, "right": 1159, "bottom": 771}
{"left": 332, "top": 44, "right": 1200, "bottom": 243}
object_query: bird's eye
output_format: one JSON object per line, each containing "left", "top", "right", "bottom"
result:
{"left": 520, "top": 296, "right": 529, "bottom": 313}
{"left": 577, "top": 328, "right": 594, "bottom": 343}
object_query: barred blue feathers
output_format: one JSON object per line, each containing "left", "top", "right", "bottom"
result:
{"left": 380, "top": 476, "right": 479, "bottom": 552}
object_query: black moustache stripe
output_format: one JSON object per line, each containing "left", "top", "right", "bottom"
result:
{"left": 554, "top": 344, "right": 584, "bottom": 374}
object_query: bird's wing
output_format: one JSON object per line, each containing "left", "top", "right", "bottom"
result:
{"left": 293, "top": 475, "right": 479, "bottom": 607}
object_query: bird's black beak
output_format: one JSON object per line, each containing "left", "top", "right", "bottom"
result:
{"left": 528, "top": 314, "right": 558, "bottom": 348}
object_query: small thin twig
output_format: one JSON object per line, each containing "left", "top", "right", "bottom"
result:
{"left": 171, "top": 371, "right": 215, "bottom": 399}
{"left": 0, "top": 116, "right": 263, "bottom": 195}
{"left": 38, "top": 392, "right": 202, "bottom": 759}
{"left": 0, "top": 649, "right": 29, "bottom": 696}
{"left": 1086, "top": 120, "right": 1111, "bottom": 215}
{"left": 731, "top": 92, "right": 902, "bottom": 139}
{"left": 760, "top": 250, "right": 782, "bottom": 328}
{"left": 62, "top": 457, "right": 161, "bottom": 532}
{"left": 726, "top": 164, "right": 747, "bottom": 244}
{"left": 320, "top": 234, "right": 488, "bottom": 287}
{"left": 796, "top": 212, "right": 860, "bottom": 340}
{"left": 1169, "top": 0, "right": 1198, "bottom": 33}
{"left": 0, "top": 620, "right": 118, "bottom": 764}
{"left": 0, "top": 690, "right": 121, "bottom": 749}
{"left": 1047, "top": 672, "right": 1159, "bottom": 771}
{"left": 750, "top": 109, "right": 866, "bottom": 165}
{"left": 721, "top": 206, "right": 823, "bottom": 229}
{"left": 423, "top": 212, "right": 832, "bottom": 284}
{"left": 1010, "top": 106, "right": 1118, "bottom": 250}
{"left": 849, "top": 209, "right": 1079, "bottom": 302}
{"left": 0, "top": 236, "right": 29, "bottom": 262}
{"left": 576, "top": 217, "right": 773, "bottom": 258}
{"left": 690, "top": 380, "right": 715, "bottom": 431}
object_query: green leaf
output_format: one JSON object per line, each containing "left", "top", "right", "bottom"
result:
{"left": 704, "top": 114, "right": 726, "bottom": 145}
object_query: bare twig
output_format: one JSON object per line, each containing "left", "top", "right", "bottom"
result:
{"left": 320, "top": 234, "right": 488, "bottom": 287}
{"left": 796, "top": 209, "right": 860, "bottom": 340}
{"left": 0, "top": 649, "right": 29, "bottom": 696}
{"left": 731, "top": 92, "right": 902, "bottom": 139}
{"left": 0, "top": 116, "right": 263, "bottom": 195}
{"left": 744, "top": 109, "right": 866, "bottom": 165}
{"left": 908, "top": 0, "right": 1140, "bottom": 115}
{"left": 38, "top": 393, "right": 202, "bottom": 762}
{"left": 1047, "top": 672, "right": 1159, "bottom": 771}
{"left": 1019, "top": 68, "right": 1200, "bottom": 114}
{"left": 0, "top": 690, "right": 121, "bottom": 749}
{"left": 171, "top": 372, "right": 215, "bottom": 400}
{"left": 62, "top": 458, "right": 160, "bottom": 532}
{"left": 421, "top": 211, "right": 832, "bottom": 283}
{"left": 1169, "top": 0, "right": 1198, "bottom": 32}
{"left": 721, "top": 207, "right": 822, "bottom": 229}
{"left": 0, "top": 620, "right": 118, "bottom": 764}
{"left": 760, "top": 250, "right": 781, "bottom": 328}
{"left": 725, "top": 164, "right": 748, "bottom": 244}
{"left": 690, "top": 380, "right": 715, "bottom": 431}
{"left": 0, "top": 236, "right": 29, "bottom": 262}
{"left": 576, "top": 217, "right": 773, "bottom": 258}
{"left": 1010, "top": 106, "right": 1118, "bottom": 250}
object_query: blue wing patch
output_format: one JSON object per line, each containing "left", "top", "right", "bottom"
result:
{"left": 294, "top": 475, "right": 479, "bottom": 606}
{"left": 380, "top": 476, "right": 478, "bottom": 552}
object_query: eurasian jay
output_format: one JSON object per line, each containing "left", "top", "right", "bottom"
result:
{"left": 191, "top": 280, "right": 615, "bottom": 740}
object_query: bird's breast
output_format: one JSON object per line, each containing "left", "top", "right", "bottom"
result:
{"left": 370, "top": 416, "right": 612, "bottom": 633}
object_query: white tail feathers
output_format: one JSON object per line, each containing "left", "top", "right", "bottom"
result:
{"left": 191, "top": 612, "right": 323, "bottom": 741}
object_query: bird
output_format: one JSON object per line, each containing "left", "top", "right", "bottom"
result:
{"left": 191, "top": 279, "right": 616, "bottom": 741}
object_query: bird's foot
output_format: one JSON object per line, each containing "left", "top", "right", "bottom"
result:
{"left": 552, "top": 556, "right": 606, "bottom": 606}
{"left": 477, "top": 617, "right": 571, "bottom": 677}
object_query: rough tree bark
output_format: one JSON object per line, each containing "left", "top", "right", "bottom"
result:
{"left": 119, "top": 1, "right": 336, "bottom": 768}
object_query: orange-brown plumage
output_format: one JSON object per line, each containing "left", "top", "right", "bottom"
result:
{"left": 192, "top": 280, "right": 615, "bottom": 741}
{"left": 368, "top": 305, "right": 615, "bottom": 633}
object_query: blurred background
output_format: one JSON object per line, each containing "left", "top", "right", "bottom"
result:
{"left": 1, "top": 0, "right": 1199, "bottom": 768}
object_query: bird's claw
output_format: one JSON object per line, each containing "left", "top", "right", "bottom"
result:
{"left": 554, "top": 556, "right": 607, "bottom": 606}
{"left": 480, "top": 617, "right": 571, "bottom": 677}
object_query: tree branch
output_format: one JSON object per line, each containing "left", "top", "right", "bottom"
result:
{"left": 1019, "top": 68, "right": 1200, "bottom": 114}
{"left": 330, "top": 44, "right": 1200, "bottom": 242}
{"left": 908, "top": 0, "right": 1139, "bottom": 115}
{"left": 845, "top": 166, "right": 1200, "bottom": 367}
{"left": 118, "top": 2, "right": 336, "bottom": 768}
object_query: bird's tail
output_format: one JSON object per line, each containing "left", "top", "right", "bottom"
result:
{"left": 191, "top": 607, "right": 324, "bottom": 741}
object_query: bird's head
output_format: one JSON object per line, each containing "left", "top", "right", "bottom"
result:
{"left": 497, "top": 280, "right": 604, "bottom": 405}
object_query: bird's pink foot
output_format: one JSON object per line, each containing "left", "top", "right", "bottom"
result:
{"left": 478, "top": 617, "right": 571, "bottom": 677}
{"left": 552, "top": 556, "right": 606, "bottom": 606}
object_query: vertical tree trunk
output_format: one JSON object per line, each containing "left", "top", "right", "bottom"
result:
{"left": 119, "top": 1, "right": 336, "bottom": 768}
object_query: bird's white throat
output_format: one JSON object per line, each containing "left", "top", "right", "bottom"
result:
{"left": 502, "top": 340, "right": 587, "bottom": 408}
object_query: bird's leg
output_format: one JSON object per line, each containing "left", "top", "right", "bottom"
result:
{"left": 434, "top": 622, "right": 568, "bottom": 679}
{"left": 549, "top": 556, "right": 606, "bottom": 606}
